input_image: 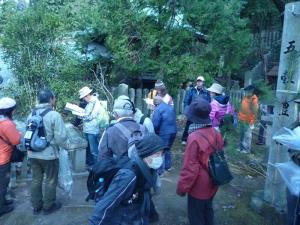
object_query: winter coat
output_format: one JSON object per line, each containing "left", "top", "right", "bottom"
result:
{"left": 27, "top": 103, "right": 73, "bottom": 160}
{"left": 210, "top": 95, "right": 235, "bottom": 127}
{"left": 83, "top": 95, "right": 108, "bottom": 134}
{"left": 238, "top": 95, "right": 259, "bottom": 125}
{"left": 0, "top": 116, "right": 21, "bottom": 165}
{"left": 89, "top": 158, "right": 153, "bottom": 225}
{"left": 98, "top": 118, "right": 147, "bottom": 160}
{"left": 177, "top": 127, "right": 224, "bottom": 199}
{"left": 184, "top": 87, "right": 211, "bottom": 108}
{"left": 134, "top": 108, "right": 154, "bottom": 133}
{"left": 152, "top": 102, "right": 177, "bottom": 136}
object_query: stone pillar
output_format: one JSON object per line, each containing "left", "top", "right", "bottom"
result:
{"left": 129, "top": 88, "right": 135, "bottom": 104}
{"left": 117, "top": 83, "right": 129, "bottom": 97}
{"left": 65, "top": 124, "right": 88, "bottom": 173}
{"left": 136, "top": 88, "right": 143, "bottom": 111}
{"left": 142, "top": 89, "right": 149, "bottom": 115}
{"left": 264, "top": 2, "right": 300, "bottom": 211}
{"left": 180, "top": 89, "right": 186, "bottom": 114}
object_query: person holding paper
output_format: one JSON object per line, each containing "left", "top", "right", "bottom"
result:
{"left": 78, "top": 86, "right": 108, "bottom": 169}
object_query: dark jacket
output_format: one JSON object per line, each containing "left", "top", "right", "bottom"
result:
{"left": 152, "top": 102, "right": 177, "bottom": 136}
{"left": 98, "top": 118, "right": 145, "bottom": 159}
{"left": 89, "top": 158, "right": 153, "bottom": 225}
{"left": 89, "top": 168, "right": 145, "bottom": 225}
{"left": 177, "top": 127, "right": 224, "bottom": 199}
{"left": 184, "top": 87, "right": 211, "bottom": 108}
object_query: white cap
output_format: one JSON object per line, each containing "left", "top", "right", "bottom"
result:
{"left": 79, "top": 86, "right": 92, "bottom": 99}
{"left": 207, "top": 83, "right": 224, "bottom": 95}
{"left": 113, "top": 98, "right": 134, "bottom": 116}
{"left": 0, "top": 97, "right": 16, "bottom": 109}
{"left": 196, "top": 76, "right": 205, "bottom": 81}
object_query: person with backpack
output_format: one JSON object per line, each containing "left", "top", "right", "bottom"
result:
{"left": 238, "top": 85, "right": 259, "bottom": 153}
{"left": 152, "top": 96, "right": 177, "bottom": 174}
{"left": 0, "top": 97, "right": 21, "bottom": 217}
{"left": 78, "top": 86, "right": 108, "bottom": 169}
{"left": 27, "top": 88, "right": 74, "bottom": 215}
{"left": 177, "top": 97, "right": 224, "bottom": 225}
{"left": 89, "top": 133, "right": 166, "bottom": 225}
{"left": 98, "top": 96, "right": 146, "bottom": 159}
{"left": 116, "top": 95, "right": 154, "bottom": 133}
{"left": 207, "top": 83, "right": 235, "bottom": 132}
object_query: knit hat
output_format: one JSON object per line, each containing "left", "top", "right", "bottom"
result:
{"left": 79, "top": 86, "right": 92, "bottom": 99}
{"left": 154, "top": 80, "right": 166, "bottom": 89}
{"left": 184, "top": 96, "right": 211, "bottom": 124}
{"left": 196, "top": 76, "right": 205, "bottom": 82}
{"left": 207, "top": 83, "right": 224, "bottom": 95}
{"left": 113, "top": 97, "right": 134, "bottom": 116}
{"left": 135, "top": 133, "right": 167, "bottom": 158}
{"left": 244, "top": 84, "right": 255, "bottom": 91}
{"left": 0, "top": 97, "right": 16, "bottom": 110}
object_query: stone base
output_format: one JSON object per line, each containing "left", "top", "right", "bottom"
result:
{"left": 69, "top": 148, "right": 86, "bottom": 173}
{"left": 251, "top": 190, "right": 286, "bottom": 223}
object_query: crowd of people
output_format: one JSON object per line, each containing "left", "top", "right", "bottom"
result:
{"left": 0, "top": 77, "right": 266, "bottom": 225}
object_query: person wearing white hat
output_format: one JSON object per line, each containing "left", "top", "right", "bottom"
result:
{"left": 78, "top": 86, "right": 108, "bottom": 168}
{"left": 181, "top": 75, "right": 211, "bottom": 145}
{"left": 207, "top": 83, "right": 235, "bottom": 131}
{"left": 0, "top": 97, "right": 20, "bottom": 217}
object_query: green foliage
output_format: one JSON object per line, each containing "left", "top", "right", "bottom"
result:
{"left": 71, "top": 0, "right": 251, "bottom": 94}
{"left": 253, "top": 79, "right": 276, "bottom": 104}
{"left": 0, "top": 1, "right": 84, "bottom": 114}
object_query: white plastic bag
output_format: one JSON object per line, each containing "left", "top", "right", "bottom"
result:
{"left": 58, "top": 149, "right": 73, "bottom": 197}
{"left": 274, "top": 161, "right": 300, "bottom": 196}
{"left": 272, "top": 127, "right": 300, "bottom": 151}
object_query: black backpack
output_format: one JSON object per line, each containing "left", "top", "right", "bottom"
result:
{"left": 197, "top": 130, "right": 233, "bottom": 186}
{"left": 23, "top": 108, "right": 52, "bottom": 152}
{"left": 86, "top": 157, "right": 139, "bottom": 202}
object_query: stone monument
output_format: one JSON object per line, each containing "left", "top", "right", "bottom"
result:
{"left": 264, "top": 2, "right": 300, "bottom": 211}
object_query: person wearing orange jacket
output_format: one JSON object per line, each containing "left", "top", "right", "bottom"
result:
{"left": 238, "top": 85, "right": 259, "bottom": 153}
{"left": 0, "top": 97, "right": 21, "bottom": 217}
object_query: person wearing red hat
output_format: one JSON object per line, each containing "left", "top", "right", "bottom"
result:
{"left": 0, "top": 97, "right": 21, "bottom": 217}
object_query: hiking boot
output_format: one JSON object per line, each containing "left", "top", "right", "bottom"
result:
{"left": 43, "top": 202, "right": 62, "bottom": 215}
{"left": 0, "top": 205, "right": 14, "bottom": 217}
{"left": 33, "top": 206, "right": 43, "bottom": 215}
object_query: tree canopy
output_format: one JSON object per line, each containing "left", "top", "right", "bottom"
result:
{"left": 1, "top": 0, "right": 280, "bottom": 112}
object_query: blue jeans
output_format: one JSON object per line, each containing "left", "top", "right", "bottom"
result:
{"left": 157, "top": 133, "right": 176, "bottom": 174}
{"left": 85, "top": 133, "right": 100, "bottom": 167}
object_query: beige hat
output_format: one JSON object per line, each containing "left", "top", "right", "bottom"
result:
{"left": 0, "top": 97, "right": 16, "bottom": 109}
{"left": 207, "top": 83, "right": 224, "bottom": 95}
{"left": 196, "top": 76, "right": 205, "bottom": 82}
{"left": 79, "top": 86, "right": 92, "bottom": 99}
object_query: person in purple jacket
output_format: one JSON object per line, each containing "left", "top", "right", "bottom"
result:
{"left": 207, "top": 83, "right": 235, "bottom": 132}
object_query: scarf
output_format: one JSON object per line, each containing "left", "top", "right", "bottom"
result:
{"left": 188, "top": 123, "right": 212, "bottom": 134}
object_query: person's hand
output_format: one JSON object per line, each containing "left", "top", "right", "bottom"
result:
{"left": 176, "top": 189, "right": 186, "bottom": 197}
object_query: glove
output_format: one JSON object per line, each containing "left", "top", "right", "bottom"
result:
{"left": 250, "top": 124, "right": 255, "bottom": 130}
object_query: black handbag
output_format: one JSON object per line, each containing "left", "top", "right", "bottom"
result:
{"left": 0, "top": 135, "right": 25, "bottom": 163}
{"left": 197, "top": 130, "right": 233, "bottom": 186}
{"left": 10, "top": 146, "right": 25, "bottom": 163}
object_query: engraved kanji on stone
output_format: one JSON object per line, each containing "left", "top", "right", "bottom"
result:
{"left": 284, "top": 40, "right": 296, "bottom": 54}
